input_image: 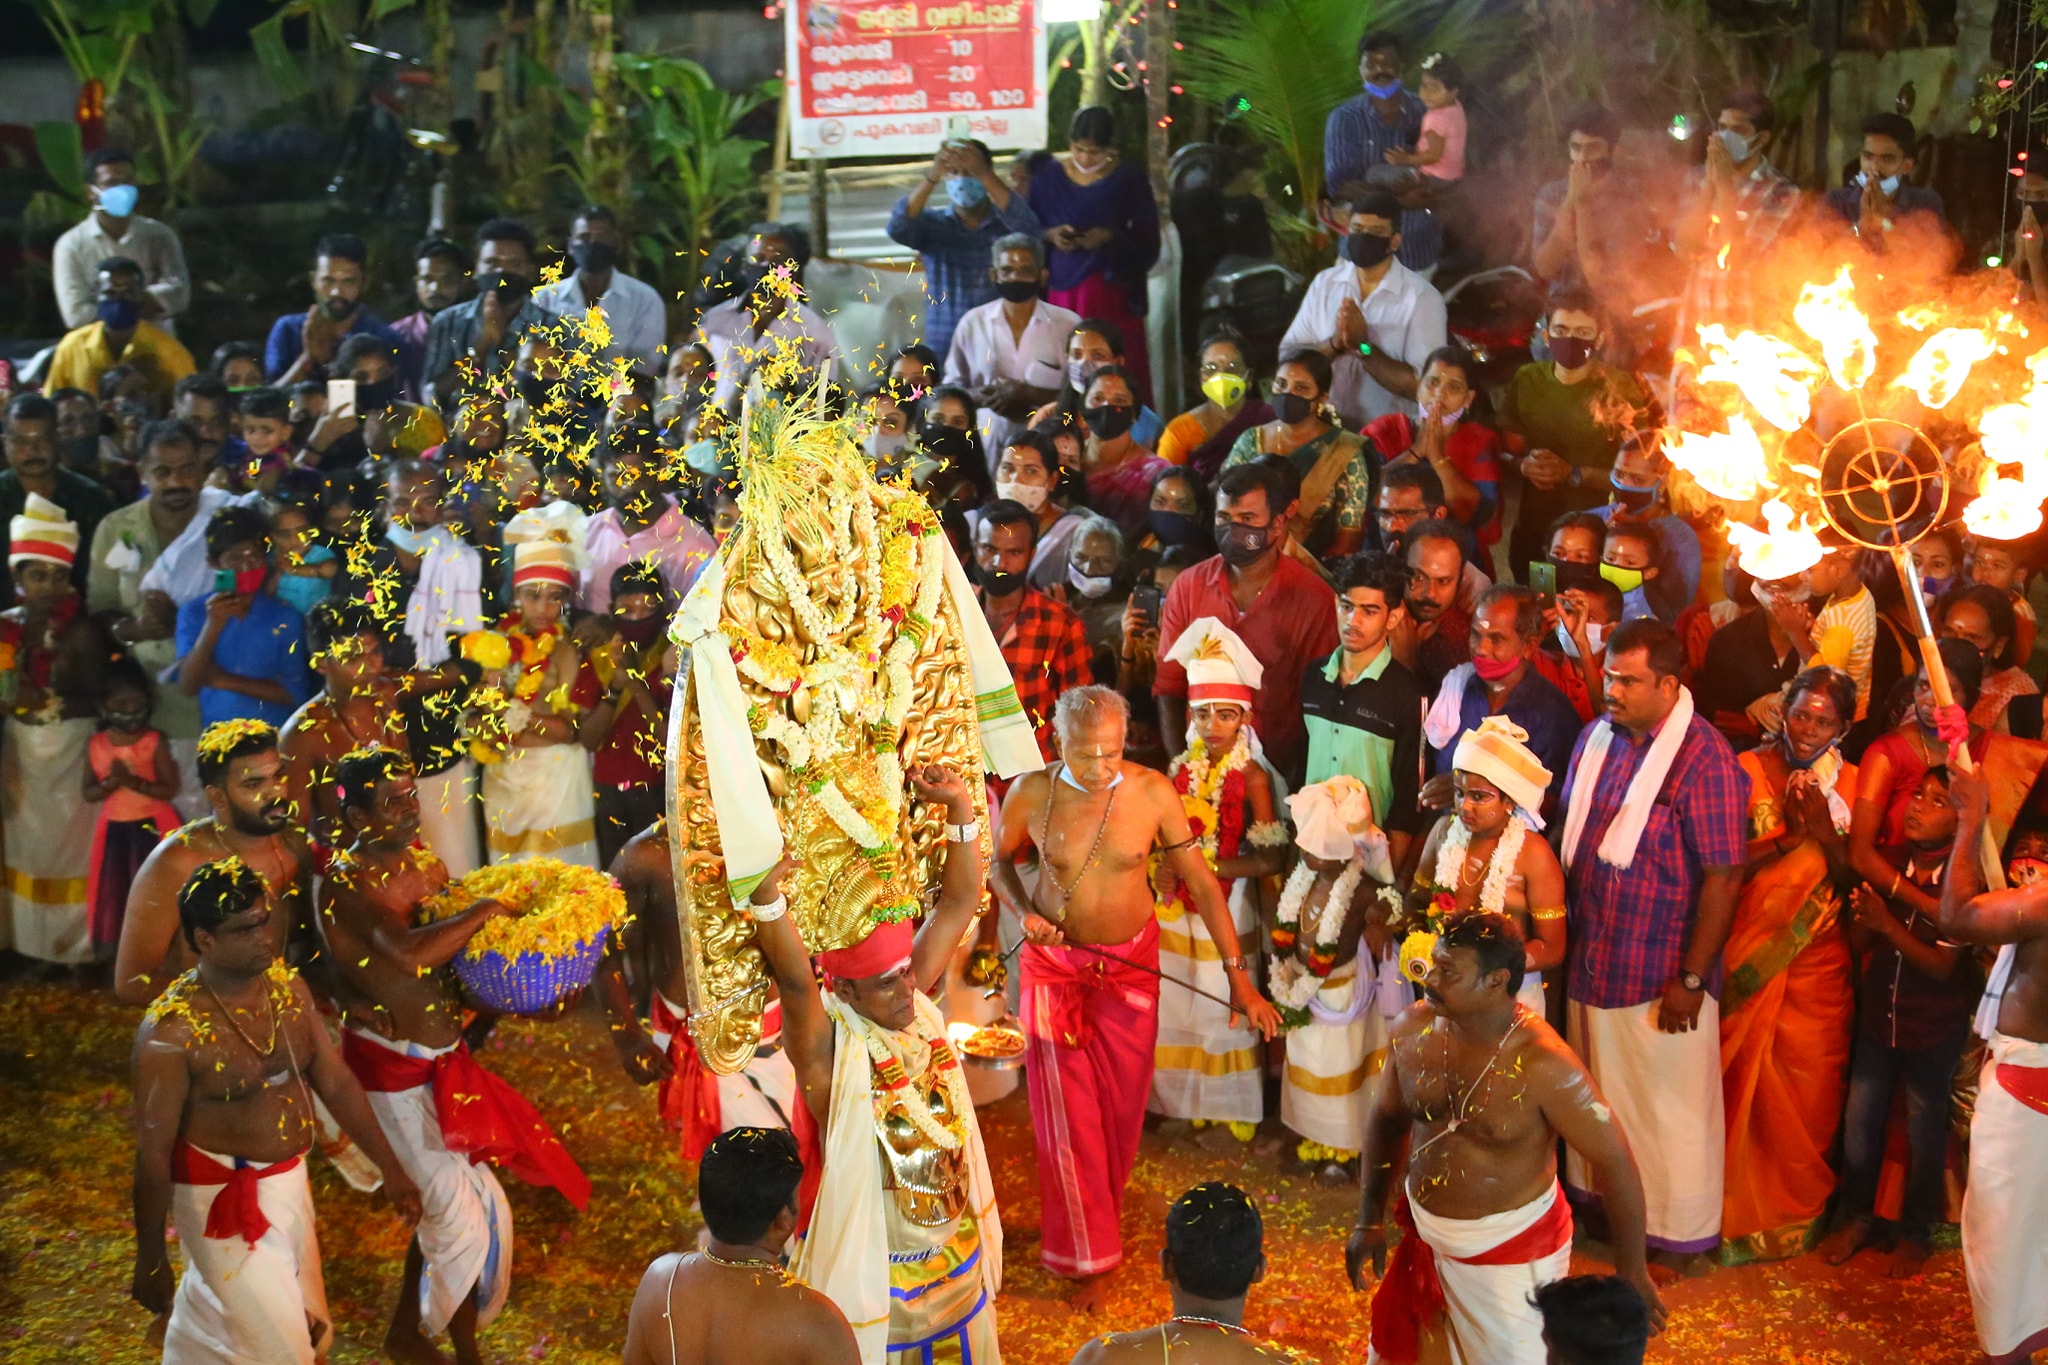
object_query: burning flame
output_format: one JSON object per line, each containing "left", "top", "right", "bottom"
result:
{"left": 946, "top": 1021, "right": 978, "bottom": 1046}
{"left": 1893, "top": 328, "right": 1995, "bottom": 410}
{"left": 1964, "top": 472, "right": 2046, "bottom": 539}
{"left": 1695, "top": 324, "right": 1821, "bottom": 432}
{"left": 1716, "top": 243, "right": 1731, "bottom": 271}
{"left": 1896, "top": 304, "right": 1943, "bottom": 332}
{"left": 1726, "top": 500, "right": 1826, "bottom": 580}
{"left": 1793, "top": 266, "right": 1879, "bottom": 391}
{"left": 1663, "top": 414, "right": 1775, "bottom": 501}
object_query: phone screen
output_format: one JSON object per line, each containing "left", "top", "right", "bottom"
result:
{"left": 1528, "top": 562, "right": 1556, "bottom": 599}
{"left": 1131, "top": 585, "right": 1163, "bottom": 628}
{"left": 326, "top": 378, "right": 357, "bottom": 421}
{"left": 945, "top": 114, "right": 973, "bottom": 140}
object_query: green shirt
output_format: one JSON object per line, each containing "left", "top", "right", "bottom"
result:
{"left": 1498, "top": 361, "right": 1649, "bottom": 472}
{"left": 1299, "top": 644, "right": 1427, "bottom": 836}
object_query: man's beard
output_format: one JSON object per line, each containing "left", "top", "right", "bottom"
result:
{"left": 227, "top": 801, "right": 288, "bottom": 836}
{"left": 1407, "top": 598, "right": 1443, "bottom": 622}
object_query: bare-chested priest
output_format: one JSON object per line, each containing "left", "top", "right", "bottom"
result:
{"left": 320, "top": 746, "right": 591, "bottom": 1365}
{"left": 1346, "top": 909, "right": 1664, "bottom": 1365}
{"left": 132, "top": 857, "right": 420, "bottom": 1364}
{"left": 755, "top": 763, "right": 1002, "bottom": 1365}
{"left": 278, "top": 599, "right": 411, "bottom": 849}
{"left": 622, "top": 1126, "right": 858, "bottom": 1365}
{"left": 993, "top": 685, "right": 1280, "bottom": 1307}
{"left": 1940, "top": 767, "right": 2048, "bottom": 1364}
{"left": 115, "top": 719, "right": 315, "bottom": 1006}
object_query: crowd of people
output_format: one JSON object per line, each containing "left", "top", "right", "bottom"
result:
{"left": 5, "top": 22, "right": 2048, "bottom": 1365}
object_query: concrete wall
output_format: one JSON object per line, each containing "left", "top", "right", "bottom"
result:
{"left": 1819, "top": 0, "right": 1998, "bottom": 184}
{"left": 0, "top": 8, "right": 783, "bottom": 132}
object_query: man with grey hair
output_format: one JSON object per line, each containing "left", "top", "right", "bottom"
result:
{"left": 1062, "top": 513, "right": 1129, "bottom": 681}
{"left": 994, "top": 685, "right": 1280, "bottom": 1310}
{"left": 889, "top": 136, "right": 1044, "bottom": 361}
{"left": 942, "top": 227, "right": 1078, "bottom": 461}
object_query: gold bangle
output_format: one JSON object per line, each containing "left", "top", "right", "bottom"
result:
{"left": 1888, "top": 871, "right": 1902, "bottom": 898}
{"left": 1530, "top": 905, "right": 1566, "bottom": 921}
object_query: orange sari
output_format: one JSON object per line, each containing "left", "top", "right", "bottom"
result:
{"left": 1719, "top": 748, "right": 1857, "bottom": 1259}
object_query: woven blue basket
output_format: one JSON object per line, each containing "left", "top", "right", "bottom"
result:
{"left": 456, "top": 926, "right": 610, "bottom": 1015}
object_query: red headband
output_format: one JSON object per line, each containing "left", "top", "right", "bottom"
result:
{"left": 512, "top": 563, "right": 577, "bottom": 589}
{"left": 817, "top": 919, "right": 915, "bottom": 984}
{"left": 1187, "top": 681, "right": 1255, "bottom": 707}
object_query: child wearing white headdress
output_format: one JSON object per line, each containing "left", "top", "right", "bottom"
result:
{"left": 1273, "top": 774, "right": 1402, "bottom": 1181}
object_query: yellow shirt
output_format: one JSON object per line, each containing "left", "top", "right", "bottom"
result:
{"left": 44, "top": 320, "right": 195, "bottom": 405}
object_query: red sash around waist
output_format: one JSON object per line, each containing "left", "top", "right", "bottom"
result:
{"left": 340, "top": 1030, "right": 590, "bottom": 1210}
{"left": 651, "top": 991, "right": 720, "bottom": 1163}
{"left": 170, "top": 1138, "right": 306, "bottom": 1248}
{"left": 1368, "top": 1188, "right": 1574, "bottom": 1364}
{"left": 1997, "top": 1060, "right": 2048, "bottom": 1116}
{"left": 1022, "top": 918, "right": 1160, "bottom": 1049}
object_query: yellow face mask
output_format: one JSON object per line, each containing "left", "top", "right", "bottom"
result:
{"left": 1599, "top": 561, "right": 1645, "bottom": 593}
{"left": 1201, "top": 372, "right": 1247, "bottom": 409}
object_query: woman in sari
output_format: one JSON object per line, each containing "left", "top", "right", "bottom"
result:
{"left": 1720, "top": 666, "right": 1858, "bottom": 1259}
{"left": 1221, "top": 348, "right": 1377, "bottom": 564}
{"left": 1154, "top": 326, "right": 1273, "bottom": 481}
{"left": 1074, "top": 364, "right": 1168, "bottom": 535}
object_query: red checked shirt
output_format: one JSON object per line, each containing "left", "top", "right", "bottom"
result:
{"left": 982, "top": 587, "right": 1094, "bottom": 751}
{"left": 1153, "top": 553, "right": 1339, "bottom": 780}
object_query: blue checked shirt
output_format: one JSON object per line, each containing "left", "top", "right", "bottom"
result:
{"left": 1323, "top": 90, "right": 1443, "bottom": 272}
{"left": 888, "top": 192, "right": 1043, "bottom": 362}
{"left": 1558, "top": 709, "right": 1747, "bottom": 1009}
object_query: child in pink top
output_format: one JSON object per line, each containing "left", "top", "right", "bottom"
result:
{"left": 84, "top": 659, "right": 182, "bottom": 952}
{"left": 1376, "top": 53, "right": 1467, "bottom": 185}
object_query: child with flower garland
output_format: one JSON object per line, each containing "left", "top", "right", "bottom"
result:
{"left": 1272, "top": 775, "right": 1402, "bottom": 1184}
{"left": 1151, "top": 618, "right": 1290, "bottom": 1141}
{"left": 1405, "top": 716, "right": 1567, "bottom": 1019}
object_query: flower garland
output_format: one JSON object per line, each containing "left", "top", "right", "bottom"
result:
{"left": 1268, "top": 859, "right": 1366, "bottom": 1028}
{"left": 143, "top": 960, "right": 300, "bottom": 1043}
{"left": 501, "top": 620, "right": 560, "bottom": 701}
{"left": 837, "top": 998, "right": 969, "bottom": 1152}
{"left": 1167, "top": 731, "right": 1251, "bottom": 896}
{"left": 1430, "top": 814, "right": 1527, "bottom": 918}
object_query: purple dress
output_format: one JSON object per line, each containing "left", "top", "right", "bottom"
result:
{"left": 1029, "top": 160, "right": 1163, "bottom": 401}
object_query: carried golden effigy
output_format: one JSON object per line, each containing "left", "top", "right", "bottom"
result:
{"left": 664, "top": 394, "right": 1042, "bottom": 1073}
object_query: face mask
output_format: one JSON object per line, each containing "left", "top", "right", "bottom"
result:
{"left": 1149, "top": 509, "right": 1203, "bottom": 546}
{"left": 1420, "top": 396, "right": 1469, "bottom": 426}
{"left": 994, "top": 279, "right": 1040, "bottom": 303}
{"left": 1342, "top": 233, "right": 1394, "bottom": 268}
{"left": 569, "top": 241, "right": 618, "bottom": 274}
{"left": 615, "top": 615, "right": 665, "bottom": 646}
{"left": 1472, "top": 653, "right": 1522, "bottom": 682}
{"left": 96, "top": 183, "right": 139, "bottom": 218}
{"left": 1551, "top": 560, "right": 1605, "bottom": 594}
{"left": 996, "top": 479, "right": 1049, "bottom": 512}
{"left": 1855, "top": 170, "right": 1903, "bottom": 197}
{"left": 1600, "top": 561, "right": 1645, "bottom": 593}
{"left": 920, "top": 423, "right": 975, "bottom": 463}
{"left": 216, "top": 566, "right": 268, "bottom": 596}
{"left": 1083, "top": 404, "right": 1135, "bottom": 439}
{"left": 946, "top": 175, "right": 988, "bottom": 209}
{"left": 1784, "top": 729, "right": 1838, "bottom": 770}
{"left": 1068, "top": 563, "right": 1116, "bottom": 598}
{"left": 870, "top": 430, "right": 907, "bottom": 458}
{"left": 1201, "top": 372, "right": 1247, "bottom": 409}
{"left": 975, "top": 559, "right": 1024, "bottom": 598}
{"left": 1922, "top": 573, "right": 1955, "bottom": 598}
{"left": 1715, "top": 129, "right": 1753, "bottom": 162}
{"left": 60, "top": 435, "right": 99, "bottom": 468}
{"left": 357, "top": 377, "right": 399, "bottom": 413}
{"left": 1067, "top": 358, "right": 1102, "bottom": 393}
{"left": 490, "top": 272, "right": 532, "bottom": 305}
{"left": 103, "top": 708, "right": 150, "bottom": 731}
{"left": 1609, "top": 474, "right": 1660, "bottom": 512}
{"left": 98, "top": 297, "right": 142, "bottom": 331}
{"left": 1272, "top": 391, "right": 1315, "bottom": 425}
{"left": 1364, "top": 78, "right": 1404, "bottom": 99}
{"left": 1550, "top": 335, "right": 1596, "bottom": 369}
{"left": 1216, "top": 521, "right": 1272, "bottom": 568}
{"left": 1554, "top": 620, "right": 1610, "bottom": 659}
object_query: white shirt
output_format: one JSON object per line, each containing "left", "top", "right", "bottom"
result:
{"left": 52, "top": 213, "right": 191, "bottom": 333}
{"left": 1279, "top": 257, "right": 1447, "bottom": 428}
{"left": 943, "top": 296, "right": 1080, "bottom": 460}
{"left": 696, "top": 296, "right": 840, "bottom": 411}
{"left": 534, "top": 268, "right": 668, "bottom": 375}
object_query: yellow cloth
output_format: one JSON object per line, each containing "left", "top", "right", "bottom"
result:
{"left": 1805, "top": 583, "right": 1875, "bottom": 721}
{"left": 1154, "top": 411, "right": 1207, "bottom": 466}
{"left": 44, "top": 319, "right": 194, "bottom": 406}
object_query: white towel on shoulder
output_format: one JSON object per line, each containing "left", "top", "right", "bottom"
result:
{"left": 1559, "top": 686, "right": 1696, "bottom": 872}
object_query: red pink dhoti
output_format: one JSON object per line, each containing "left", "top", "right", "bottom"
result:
{"left": 1964, "top": 1032, "right": 2048, "bottom": 1361}
{"left": 649, "top": 990, "right": 798, "bottom": 1162}
{"left": 1021, "top": 918, "right": 1159, "bottom": 1277}
{"left": 163, "top": 1140, "right": 329, "bottom": 1365}
{"left": 1368, "top": 1181, "right": 1574, "bottom": 1365}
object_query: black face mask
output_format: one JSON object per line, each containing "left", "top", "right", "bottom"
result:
{"left": 1549, "top": 336, "right": 1596, "bottom": 369}
{"left": 569, "top": 241, "right": 619, "bottom": 274}
{"left": 1272, "top": 391, "right": 1316, "bottom": 425}
{"left": 489, "top": 273, "right": 532, "bottom": 306}
{"left": 1083, "top": 404, "right": 1135, "bottom": 439}
{"left": 1342, "top": 233, "right": 1394, "bottom": 268}
{"left": 920, "top": 422, "right": 976, "bottom": 464}
{"left": 974, "top": 558, "right": 1024, "bottom": 598}
{"left": 517, "top": 373, "right": 550, "bottom": 410}
{"left": 290, "top": 415, "right": 317, "bottom": 445}
{"left": 60, "top": 434, "right": 100, "bottom": 469}
{"left": 1147, "top": 509, "right": 1204, "bottom": 546}
{"left": 1216, "top": 521, "right": 1273, "bottom": 567}
{"left": 356, "top": 377, "right": 399, "bottom": 413}
{"left": 994, "top": 279, "right": 1041, "bottom": 303}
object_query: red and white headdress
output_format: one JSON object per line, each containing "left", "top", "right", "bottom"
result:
{"left": 9, "top": 493, "right": 78, "bottom": 571}
{"left": 503, "top": 501, "right": 588, "bottom": 590}
{"left": 1164, "top": 615, "right": 1263, "bottom": 706}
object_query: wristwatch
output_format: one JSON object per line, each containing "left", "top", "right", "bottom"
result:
{"left": 1679, "top": 970, "right": 1705, "bottom": 992}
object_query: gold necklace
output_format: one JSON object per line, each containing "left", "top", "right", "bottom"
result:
{"left": 699, "top": 1249, "right": 781, "bottom": 1271}
{"left": 202, "top": 975, "right": 280, "bottom": 1057}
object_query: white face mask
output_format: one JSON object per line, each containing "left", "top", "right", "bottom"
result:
{"left": 1854, "top": 170, "right": 1902, "bottom": 197}
{"left": 1555, "top": 619, "right": 1610, "bottom": 659}
{"left": 1067, "top": 562, "right": 1116, "bottom": 598}
{"left": 1715, "top": 128, "right": 1752, "bottom": 163}
{"left": 996, "top": 479, "right": 1049, "bottom": 512}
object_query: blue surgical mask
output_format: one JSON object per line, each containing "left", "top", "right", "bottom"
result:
{"left": 1365, "top": 79, "right": 1404, "bottom": 99}
{"left": 946, "top": 175, "right": 988, "bottom": 210}
{"left": 96, "top": 183, "right": 139, "bottom": 218}
{"left": 1855, "top": 170, "right": 1902, "bottom": 197}
{"left": 1922, "top": 572, "right": 1955, "bottom": 599}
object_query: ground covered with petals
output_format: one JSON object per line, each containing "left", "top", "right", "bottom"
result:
{"left": 0, "top": 982, "right": 1991, "bottom": 1363}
